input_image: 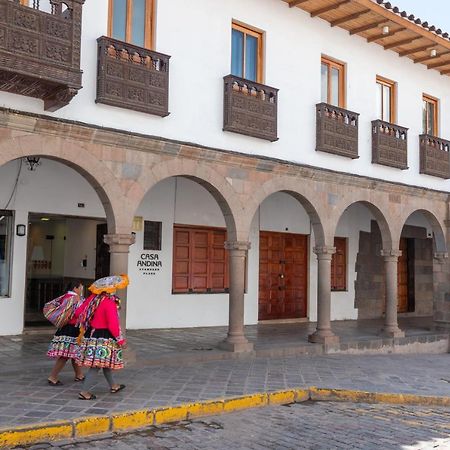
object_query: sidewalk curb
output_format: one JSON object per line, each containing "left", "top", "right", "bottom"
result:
{"left": 1, "top": 387, "right": 449, "bottom": 448}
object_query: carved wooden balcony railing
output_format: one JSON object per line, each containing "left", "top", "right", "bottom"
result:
{"left": 316, "top": 103, "right": 359, "bottom": 159}
{"left": 96, "top": 36, "right": 170, "bottom": 117}
{"left": 419, "top": 134, "right": 450, "bottom": 179}
{"left": 223, "top": 75, "right": 278, "bottom": 142}
{"left": 372, "top": 120, "right": 408, "bottom": 170}
{"left": 0, "top": 0, "right": 84, "bottom": 111}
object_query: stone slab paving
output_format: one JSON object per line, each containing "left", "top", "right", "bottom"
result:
{"left": 0, "top": 317, "right": 448, "bottom": 431}
{"left": 16, "top": 402, "right": 450, "bottom": 449}
{"left": 0, "top": 353, "right": 450, "bottom": 430}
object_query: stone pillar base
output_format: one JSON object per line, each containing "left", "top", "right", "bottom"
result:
{"left": 308, "top": 332, "right": 339, "bottom": 345}
{"left": 380, "top": 327, "right": 405, "bottom": 338}
{"left": 218, "top": 340, "right": 254, "bottom": 353}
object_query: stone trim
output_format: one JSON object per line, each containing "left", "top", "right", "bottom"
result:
{"left": 381, "top": 249, "right": 402, "bottom": 258}
{"left": 104, "top": 234, "right": 136, "bottom": 253}
{"left": 224, "top": 241, "right": 251, "bottom": 251}
{"left": 0, "top": 107, "right": 448, "bottom": 202}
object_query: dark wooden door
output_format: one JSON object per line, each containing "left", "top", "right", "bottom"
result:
{"left": 95, "top": 223, "right": 110, "bottom": 279}
{"left": 397, "top": 237, "right": 409, "bottom": 313}
{"left": 259, "top": 231, "right": 307, "bottom": 320}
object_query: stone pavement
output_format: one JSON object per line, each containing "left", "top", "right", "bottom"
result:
{"left": 17, "top": 402, "right": 450, "bottom": 449}
{"left": 0, "top": 317, "right": 449, "bottom": 433}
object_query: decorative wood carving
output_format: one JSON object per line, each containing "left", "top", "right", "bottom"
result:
{"left": 316, "top": 103, "right": 359, "bottom": 158}
{"left": 419, "top": 134, "right": 450, "bottom": 179}
{"left": 223, "top": 74, "right": 278, "bottom": 142}
{"left": 0, "top": 0, "right": 84, "bottom": 111}
{"left": 96, "top": 36, "right": 170, "bottom": 117}
{"left": 372, "top": 120, "right": 408, "bottom": 170}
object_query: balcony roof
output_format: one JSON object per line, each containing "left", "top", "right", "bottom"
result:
{"left": 285, "top": 0, "right": 450, "bottom": 77}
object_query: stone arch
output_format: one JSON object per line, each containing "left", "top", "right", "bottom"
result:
{"left": 0, "top": 134, "right": 124, "bottom": 233}
{"left": 331, "top": 198, "right": 393, "bottom": 251}
{"left": 242, "top": 176, "right": 328, "bottom": 246}
{"left": 131, "top": 159, "right": 244, "bottom": 241}
{"left": 397, "top": 208, "right": 447, "bottom": 254}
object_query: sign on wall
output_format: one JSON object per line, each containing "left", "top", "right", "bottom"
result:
{"left": 137, "top": 253, "right": 162, "bottom": 276}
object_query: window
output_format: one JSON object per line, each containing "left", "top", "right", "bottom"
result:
{"left": 376, "top": 76, "right": 396, "bottom": 123}
{"left": 109, "top": 0, "right": 154, "bottom": 49}
{"left": 231, "top": 22, "right": 263, "bottom": 83}
{"left": 423, "top": 94, "right": 439, "bottom": 136}
{"left": 172, "top": 225, "right": 229, "bottom": 294}
{"left": 143, "top": 221, "right": 162, "bottom": 251}
{"left": 331, "top": 237, "right": 346, "bottom": 292}
{"left": 321, "top": 57, "right": 345, "bottom": 107}
{"left": 0, "top": 211, "right": 13, "bottom": 297}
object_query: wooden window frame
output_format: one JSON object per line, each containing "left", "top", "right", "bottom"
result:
{"left": 172, "top": 224, "right": 229, "bottom": 295}
{"left": 331, "top": 237, "right": 347, "bottom": 292}
{"left": 231, "top": 21, "right": 264, "bottom": 83}
{"left": 423, "top": 94, "right": 439, "bottom": 136}
{"left": 321, "top": 56, "right": 346, "bottom": 108}
{"left": 376, "top": 75, "right": 396, "bottom": 124}
{"left": 108, "top": 0, "right": 155, "bottom": 49}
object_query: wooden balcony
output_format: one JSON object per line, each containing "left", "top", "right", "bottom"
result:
{"left": 316, "top": 103, "right": 359, "bottom": 159}
{"left": 223, "top": 75, "right": 278, "bottom": 142}
{"left": 0, "top": 0, "right": 84, "bottom": 111}
{"left": 372, "top": 120, "right": 408, "bottom": 170}
{"left": 96, "top": 36, "right": 170, "bottom": 117}
{"left": 419, "top": 135, "right": 450, "bottom": 179}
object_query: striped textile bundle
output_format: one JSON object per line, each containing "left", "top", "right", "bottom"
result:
{"left": 43, "top": 294, "right": 78, "bottom": 328}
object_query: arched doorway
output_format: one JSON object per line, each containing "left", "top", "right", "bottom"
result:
{"left": 0, "top": 155, "right": 118, "bottom": 334}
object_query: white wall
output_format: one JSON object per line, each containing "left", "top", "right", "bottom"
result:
{"left": 0, "top": 159, "right": 105, "bottom": 335}
{"left": 1, "top": 0, "right": 449, "bottom": 192}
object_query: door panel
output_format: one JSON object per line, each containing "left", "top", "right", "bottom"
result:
{"left": 259, "top": 231, "right": 307, "bottom": 320}
{"left": 397, "top": 237, "right": 409, "bottom": 313}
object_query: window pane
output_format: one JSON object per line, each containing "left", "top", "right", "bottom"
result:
{"left": 131, "top": 0, "right": 146, "bottom": 47}
{"left": 376, "top": 82, "right": 382, "bottom": 120}
{"left": 231, "top": 29, "right": 244, "bottom": 78}
{"left": 112, "top": 0, "right": 127, "bottom": 42}
{"left": 383, "top": 84, "right": 391, "bottom": 122}
{"left": 245, "top": 34, "right": 258, "bottom": 81}
{"left": 331, "top": 67, "right": 339, "bottom": 106}
{"left": 422, "top": 100, "right": 428, "bottom": 134}
{"left": 321, "top": 63, "right": 328, "bottom": 103}
{"left": 0, "top": 211, "right": 12, "bottom": 297}
{"left": 428, "top": 102, "right": 435, "bottom": 135}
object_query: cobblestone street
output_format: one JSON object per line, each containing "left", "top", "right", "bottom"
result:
{"left": 17, "top": 402, "right": 450, "bottom": 450}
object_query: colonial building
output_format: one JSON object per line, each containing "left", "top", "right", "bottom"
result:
{"left": 0, "top": 0, "right": 449, "bottom": 351}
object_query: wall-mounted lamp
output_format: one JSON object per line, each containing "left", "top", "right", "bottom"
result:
{"left": 24, "top": 156, "right": 41, "bottom": 171}
{"left": 16, "top": 224, "right": 26, "bottom": 236}
{"left": 132, "top": 216, "right": 143, "bottom": 232}
{"left": 382, "top": 25, "right": 390, "bottom": 35}
{"left": 430, "top": 49, "right": 437, "bottom": 58}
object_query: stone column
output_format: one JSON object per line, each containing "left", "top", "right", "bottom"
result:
{"left": 308, "top": 246, "right": 339, "bottom": 345}
{"left": 104, "top": 233, "right": 136, "bottom": 334}
{"left": 219, "top": 241, "right": 254, "bottom": 353}
{"left": 381, "top": 249, "right": 405, "bottom": 337}
{"left": 432, "top": 251, "right": 450, "bottom": 330}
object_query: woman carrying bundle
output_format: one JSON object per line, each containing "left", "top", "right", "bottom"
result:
{"left": 75, "top": 275, "right": 128, "bottom": 400}
{"left": 47, "top": 280, "right": 86, "bottom": 385}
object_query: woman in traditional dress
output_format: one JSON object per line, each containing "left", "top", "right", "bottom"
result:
{"left": 75, "top": 275, "right": 128, "bottom": 400}
{"left": 47, "top": 280, "right": 85, "bottom": 385}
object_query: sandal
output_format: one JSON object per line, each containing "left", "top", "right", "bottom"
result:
{"left": 110, "top": 384, "right": 126, "bottom": 394}
{"left": 74, "top": 376, "right": 85, "bottom": 382}
{"left": 78, "top": 392, "right": 97, "bottom": 400}
{"left": 48, "top": 379, "right": 63, "bottom": 386}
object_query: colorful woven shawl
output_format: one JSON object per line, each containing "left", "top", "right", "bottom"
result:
{"left": 76, "top": 293, "right": 107, "bottom": 343}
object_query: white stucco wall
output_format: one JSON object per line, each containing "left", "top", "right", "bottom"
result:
{"left": 0, "top": 0, "right": 449, "bottom": 193}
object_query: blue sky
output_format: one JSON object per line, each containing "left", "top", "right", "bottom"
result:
{"left": 392, "top": 1, "right": 450, "bottom": 33}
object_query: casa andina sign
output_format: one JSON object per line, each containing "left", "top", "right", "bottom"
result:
{"left": 137, "top": 253, "right": 162, "bottom": 276}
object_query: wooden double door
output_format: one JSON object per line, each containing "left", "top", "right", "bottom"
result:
{"left": 397, "top": 237, "right": 413, "bottom": 313}
{"left": 259, "top": 231, "right": 308, "bottom": 320}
